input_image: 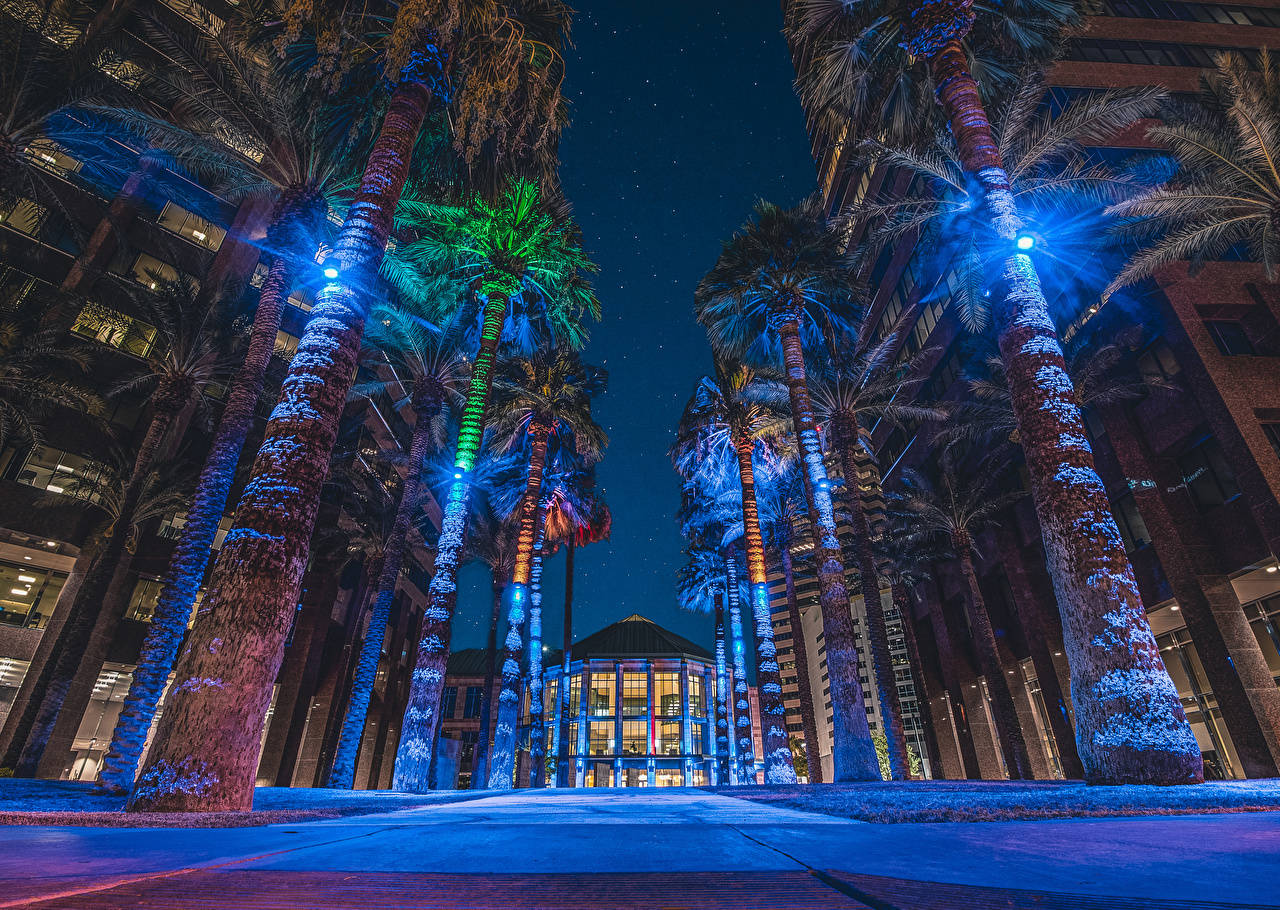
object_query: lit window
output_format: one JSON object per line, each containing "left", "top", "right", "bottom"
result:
{"left": 655, "top": 672, "right": 680, "bottom": 716}
{"left": 621, "top": 671, "right": 647, "bottom": 716}
{"left": 588, "top": 675, "right": 614, "bottom": 716}
{"left": 13, "top": 445, "right": 109, "bottom": 502}
{"left": 127, "top": 253, "right": 181, "bottom": 290}
{"left": 689, "top": 675, "right": 706, "bottom": 718}
{"left": 25, "top": 141, "right": 81, "bottom": 175}
{"left": 0, "top": 199, "right": 47, "bottom": 237}
{"left": 71, "top": 302, "right": 158, "bottom": 357}
{"left": 125, "top": 577, "right": 164, "bottom": 622}
{"left": 157, "top": 201, "right": 225, "bottom": 251}
{"left": 274, "top": 330, "right": 301, "bottom": 359}
{"left": 656, "top": 719, "right": 682, "bottom": 755}
{"left": 621, "top": 720, "right": 647, "bottom": 755}
{"left": 588, "top": 720, "right": 614, "bottom": 756}
{"left": 0, "top": 561, "right": 66, "bottom": 629}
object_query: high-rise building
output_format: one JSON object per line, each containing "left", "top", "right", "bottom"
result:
{"left": 782, "top": 0, "right": 1280, "bottom": 780}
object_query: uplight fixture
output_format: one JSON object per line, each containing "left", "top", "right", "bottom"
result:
{"left": 1015, "top": 233, "right": 1036, "bottom": 251}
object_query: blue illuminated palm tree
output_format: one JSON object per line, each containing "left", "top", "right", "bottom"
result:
{"left": 696, "top": 196, "right": 879, "bottom": 781}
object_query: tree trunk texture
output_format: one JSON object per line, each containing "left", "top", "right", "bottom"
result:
{"left": 394, "top": 291, "right": 509, "bottom": 790}
{"left": 555, "top": 541, "right": 575, "bottom": 787}
{"left": 781, "top": 545, "right": 822, "bottom": 783}
{"left": 1104, "top": 405, "right": 1280, "bottom": 777}
{"left": 833, "top": 415, "right": 911, "bottom": 779}
{"left": 724, "top": 549, "right": 752, "bottom": 781}
{"left": 734, "top": 440, "right": 796, "bottom": 783}
{"left": 928, "top": 40, "right": 1202, "bottom": 785}
{"left": 713, "top": 593, "right": 731, "bottom": 785}
{"left": 472, "top": 582, "right": 504, "bottom": 789}
{"left": 128, "top": 81, "right": 435, "bottom": 811}
{"left": 99, "top": 222, "right": 303, "bottom": 795}
{"left": 775, "top": 315, "right": 879, "bottom": 780}
{"left": 995, "top": 526, "right": 1085, "bottom": 779}
{"left": 954, "top": 541, "right": 1034, "bottom": 779}
{"left": 527, "top": 520, "right": 547, "bottom": 788}
{"left": 9, "top": 393, "right": 183, "bottom": 776}
{"left": 328, "top": 398, "right": 438, "bottom": 788}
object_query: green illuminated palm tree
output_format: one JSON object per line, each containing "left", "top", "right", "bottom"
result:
{"left": 789, "top": 0, "right": 1201, "bottom": 784}
{"left": 392, "top": 180, "right": 600, "bottom": 791}
{"left": 130, "top": 0, "right": 574, "bottom": 812}
{"left": 1107, "top": 50, "right": 1280, "bottom": 295}
{"left": 483, "top": 350, "right": 606, "bottom": 789}
{"left": 674, "top": 362, "right": 796, "bottom": 783}
{"left": 695, "top": 196, "right": 879, "bottom": 781}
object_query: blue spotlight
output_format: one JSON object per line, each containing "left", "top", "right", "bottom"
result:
{"left": 1015, "top": 233, "right": 1036, "bottom": 251}
{"left": 323, "top": 265, "right": 340, "bottom": 279}
{"left": 453, "top": 472, "right": 463, "bottom": 480}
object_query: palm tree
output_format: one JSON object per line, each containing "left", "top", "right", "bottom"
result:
{"left": 891, "top": 455, "right": 1034, "bottom": 779}
{"left": 695, "top": 196, "right": 879, "bottom": 781}
{"left": 0, "top": 314, "right": 98, "bottom": 450}
{"left": 754, "top": 464, "right": 824, "bottom": 782}
{"left": 128, "top": 0, "right": 573, "bottom": 812}
{"left": 392, "top": 182, "right": 600, "bottom": 792}
{"left": 3, "top": 278, "right": 229, "bottom": 776}
{"left": 545, "top": 467, "right": 609, "bottom": 787}
{"left": 790, "top": 0, "right": 1201, "bottom": 785}
{"left": 676, "top": 544, "right": 741, "bottom": 786}
{"left": 483, "top": 351, "right": 606, "bottom": 789}
{"left": 324, "top": 302, "right": 466, "bottom": 789}
{"left": 674, "top": 362, "right": 796, "bottom": 783}
{"left": 1107, "top": 50, "right": 1280, "bottom": 296}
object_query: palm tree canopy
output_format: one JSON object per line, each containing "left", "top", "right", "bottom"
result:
{"left": 1107, "top": 49, "right": 1280, "bottom": 294}
{"left": 785, "top": 0, "right": 1088, "bottom": 147}
{"left": 890, "top": 452, "right": 1025, "bottom": 556}
{"left": 541, "top": 460, "right": 611, "bottom": 547}
{"left": 695, "top": 195, "right": 862, "bottom": 363}
{"left": 486, "top": 347, "right": 607, "bottom": 463}
{"left": 672, "top": 361, "right": 789, "bottom": 480}
{"left": 849, "top": 73, "right": 1166, "bottom": 330}
{"left": 676, "top": 544, "right": 735, "bottom": 616}
{"left": 0, "top": 311, "right": 99, "bottom": 449}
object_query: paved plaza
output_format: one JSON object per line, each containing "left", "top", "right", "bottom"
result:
{"left": 1, "top": 788, "right": 1277, "bottom": 908}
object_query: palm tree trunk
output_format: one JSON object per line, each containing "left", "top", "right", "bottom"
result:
{"left": 490, "top": 457, "right": 550, "bottom": 789}
{"left": 890, "top": 581, "right": 945, "bottom": 779}
{"left": 775, "top": 315, "right": 880, "bottom": 781}
{"left": 327, "top": 397, "right": 439, "bottom": 788}
{"left": 129, "top": 79, "right": 436, "bottom": 812}
{"left": 724, "top": 549, "right": 751, "bottom": 782}
{"left": 713, "top": 591, "right": 730, "bottom": 785}
{"left": 555, "top": 540, "right": 575, "bottom": 787}
{"left": 832, "top": 414, "right": 911, "bottom": 780}
{"left": 922, "top": 35, "right": 1200, "bottom": 786}
{"left": 472, "top": 582, "right": 504, "bottom": 788}
{"left": 7, "top": 394, "right": 183, "bottom": 776}
{"left": 99, "top": 190, "right": 322, "bottom": 795}
{"left": 781, "top": 544, "right": 822, "bottom": 783}
{"left": 734, "top": 440, "right": 796, "bottom": 784}
{"left": 528, "top": 514, "right": 548, "bottom": 787}
{"left": 954, "top": 537, "right": 1033, "bottom": 779}
{"left": 394, "top": 290, "right": 510, "bottom": 790}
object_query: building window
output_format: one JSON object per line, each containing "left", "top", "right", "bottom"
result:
{"left": 588, "top": 720, "right": 614, "bottom": 756}
{"left": 127, "top": 253, "right": 181, "bottom": 290}
{"left": 275, "top": 329, "right": 301, "bottom": 359}
{"left": 71, "top": 302, "right": 158, "bottom": 357}
{"left": 156, "top": 510, "right": 188, "bottom": 539}
{"left": 588, "top": 674, "right": 615, "bottom": 716}
{"left": 689, "top": 675, "right": 706, "bottom": 718}
{"left": 621, "top": 671, "right": 647, "bottom": 716}
{"left": 656, "top": 720, "right": 682, "bottom": 756}
{"left": 463, "top": 685, "right": 483, "bottom": 718}
{"left": 1101, "top": 0, "right": 1280, "bottom": 28}
{"left": 124, "top": 577, "right": 163, "bottom": 622}
{"left": 0, "top": 561, "right": 66, "bottom": 630}
{"left": 655, "top": 672, "right": 680, "bottom": 716}
{"left": 13, "top": 445, "right": 108, "bottom": 502}
{"left": 0, "top": 267, "right": 40, "bottom": 311}
{"left": 0, "top": 198, "right": 47, "bottom": 237}
{"left": 1067, "top": 37, "right": 1254, "bottom": 69}
{"left": 440, "top": 686, "right": 458, "bottom": 719}
{"left": 1178, "top": 437, "right": 1241, "bottom": 510}
{"left": 542, "top": 678, "right": 558, "bottom": 716}
{"left": 1138, "top": 340, "right": 1180, "bottom": 381}
{"left": 1112, "top": 492, "right": 1152, "bottom": 551}
{"left": 621, "top": 720, "right": 647, "bottom": 755}
{"left": 689, "top": 721, "right": 705, "bottom": 755}
{"left": 157, "top": 201, "right": 225, "bottom": 251}
{"left": 1204, "top": 320, "right": 1254, "bottom": 356}
{"left": 568, "top": 673, "right": 581, "bottom": 715}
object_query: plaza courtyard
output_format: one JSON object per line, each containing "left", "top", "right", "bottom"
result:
{"left": 1, "top": 784, "right": 1278, "bottom": 908}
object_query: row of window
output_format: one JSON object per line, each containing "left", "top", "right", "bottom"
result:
{"left": 1067, "top": 38, "right": 1258, "bottom": 69}
{"left": 1102, "top": 0, "right": 1280, "bottom": 28}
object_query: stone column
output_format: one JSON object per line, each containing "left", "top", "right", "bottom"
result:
{"left": 680, "top": 661, "right": 692, "bottom": 784}
{"left": 614, "top": 662, "right": 624, "bottom": 785}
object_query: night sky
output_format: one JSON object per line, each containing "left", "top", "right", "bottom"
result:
{"left": 450, "top": 1, "right": 816, "bottom": 653}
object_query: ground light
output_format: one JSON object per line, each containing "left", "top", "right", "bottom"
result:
{"left": 1015, "top": 233, "right": 1036, "bottom": 251}
{"left": 323, "top": 265, "right": 339, "bottom": 279}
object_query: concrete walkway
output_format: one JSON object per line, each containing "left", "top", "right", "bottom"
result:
{"left": 2, "top": 788, "right": 1277, "bottom": 908}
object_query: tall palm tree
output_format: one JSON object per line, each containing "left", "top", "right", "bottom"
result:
{"left": 891, "top": 455, "right": 1034, "bottom": 779}
{"left": 392, "top": 182, "right": 600, "bottom": 792}
{"left": 3, "top": 278, "right": 230, "bottom": 776}
{"left": 545, "top": 466, "right": 609, "bottom": 787}
{"left": 1107, "top": 50, "right": 1280, "bottom": 295}
{"left": 754, "top": 464, "right": 824, "bottom": 782}
{"left": 790, "top": 0, "right": 1201, "bottom": 785}
{"left": 808, "top": 315, "right": 942, "bottom": 780}
{"left": 674, "top": 362, "right": 796, "bottom": 783}
{"left": 676, "top": 543, "right": 742, "bottom": 786}
{"left": 695, "top": 196, "right": 879, "bottom": 781}
{"left": 484, "top": 351, "right": 607, "bottom": 789}
{"left": 128, "top": 0, "right": 573, "bottom": 812}
{"left": 325, "top": 301, "right": 466, "bottom": 789}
